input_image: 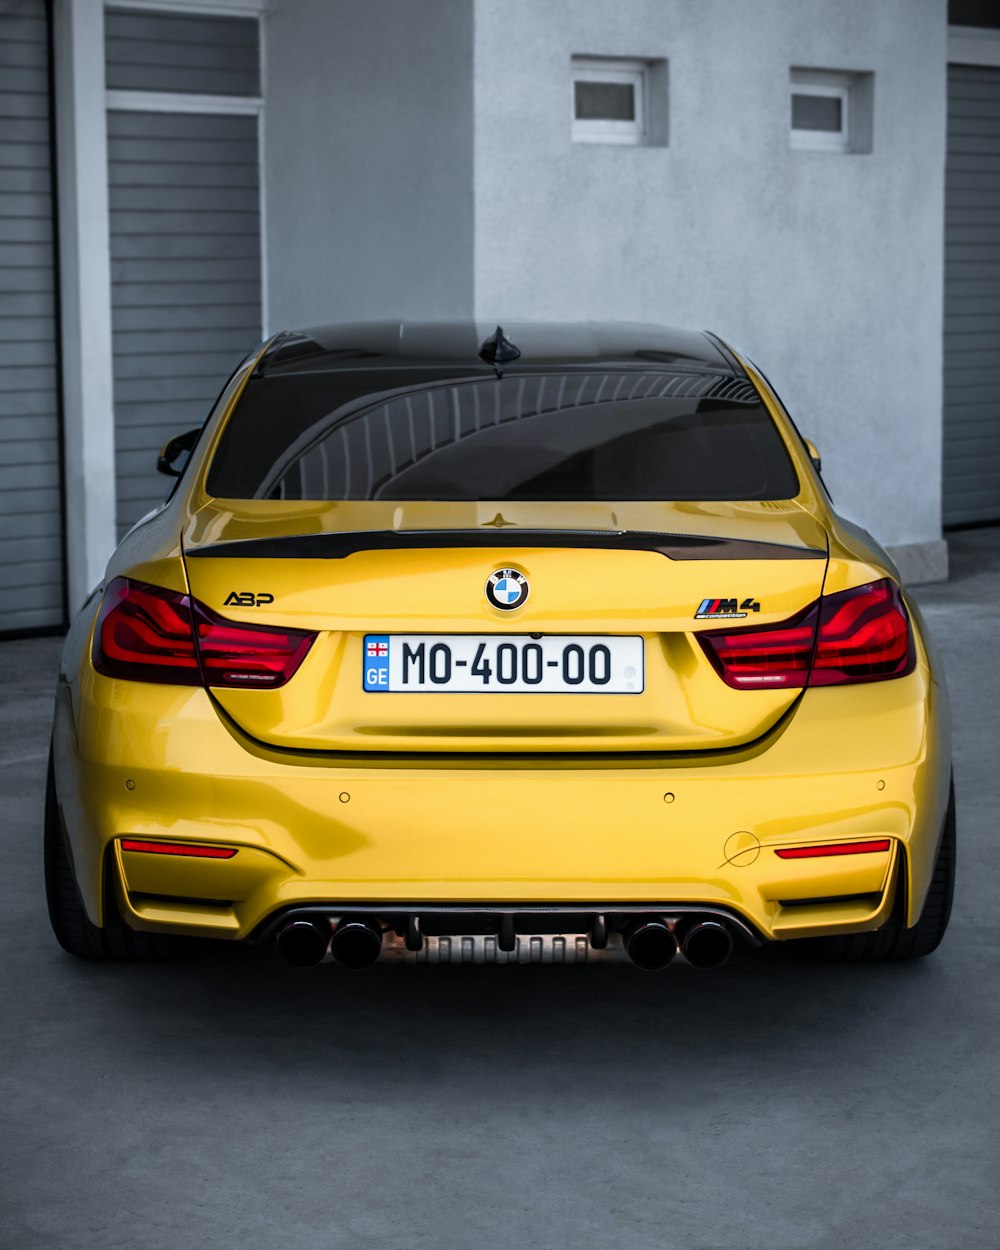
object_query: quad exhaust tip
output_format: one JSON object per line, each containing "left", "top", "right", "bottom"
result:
{"left": 276, "top": 920, "right": 329, "bottom": 968}
{"left": 329, "top": 918, "right": 383, "bottom": 970}
{"left": 622, "top": 918, "right": 679, "bottom": 971}
{"left": 680, "top": 919, "right": 734, "bottom": 969}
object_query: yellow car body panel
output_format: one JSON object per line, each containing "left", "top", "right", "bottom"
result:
{"left": 53, "top": 580, "right": 948, "bottom": 944}
{"left": 49, "top": 324, "right": 953, "bottom": 962}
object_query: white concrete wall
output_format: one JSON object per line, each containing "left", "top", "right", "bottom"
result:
{"left": 473, "top": 0, "right": 948, "bottom": 557}
{"left": 264, "top": 0, "right": 475, "bottom": 329}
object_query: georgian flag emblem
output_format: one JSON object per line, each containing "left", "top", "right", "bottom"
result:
{"left": 486, "top": 568, "right": 529, "bottom": 611}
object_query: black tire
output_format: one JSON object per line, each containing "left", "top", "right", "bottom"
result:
{"left": 44, "top": 749, "right": 181, "bottom": 961}
{"left": 810, "top": 778, "right": 955, "bottom": 963}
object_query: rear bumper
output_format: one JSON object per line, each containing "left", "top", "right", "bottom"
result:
{"left": 52, "top": 655, "right": 950, "bottom": 946}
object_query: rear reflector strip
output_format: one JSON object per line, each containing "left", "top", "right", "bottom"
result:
{"left": 120, "top": 839, "right": 238, "bottom": 859}
{"left": 775, "top": 839, "right": 891, "bottom": 859}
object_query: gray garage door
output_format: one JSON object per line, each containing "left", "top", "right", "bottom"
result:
{"left": 108, "top": 109, "right": 261, "bottom": 537}
{"left": 943, "top": 63, "right": 1000, "bottom": 527}
{"left": 0, "top": 0, "right": 64, "bottom": 633}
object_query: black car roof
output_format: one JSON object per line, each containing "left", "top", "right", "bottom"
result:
{"left": 256, "top": 321, "right": 739, "bottom": 376}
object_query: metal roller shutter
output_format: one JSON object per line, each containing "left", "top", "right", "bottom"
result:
{"left": 104, "top": 7, "right": 259, "bottom": 97}
{"left": 0, "top": 0, "right": 64, "bottom": 632}
{"left": 943, "top": 63, "right": 1000, "bottom": 527}
{"left": 108, "top": 108, "right": 261, "bottom": 537}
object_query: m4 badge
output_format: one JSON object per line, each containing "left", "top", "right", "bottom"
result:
{"left": 224, "top": 591, "right": 274, "bottom": 607}
{"left": 695, "top": 597, "right": 760, "bottom": 620}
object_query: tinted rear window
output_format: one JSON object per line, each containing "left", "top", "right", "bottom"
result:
{"left": 207, "top": 369, "right": 799, "bottom": 501}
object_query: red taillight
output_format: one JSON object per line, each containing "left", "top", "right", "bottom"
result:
{"left": 120, "top": 839, "right": 238, "bottom": 858}
{"left": 699, "top": 579, "right": 914, "bottom": 690}
{"left": 93, "top": 580, "right": 201, "bottom": 684}
{"left": 775, "top": 839, "right": 891, "bottom": 859}
{"left": 93, "top": 578, "right": 315, "bottom": 688}
{"left": 698, "top": 603, "right": 818, "bottom": 689}
{"left": 191, "top": 599, "right": 315, "bottom": 688}
{"left": 809, "top": 580, "right": 913, "bottom": 686}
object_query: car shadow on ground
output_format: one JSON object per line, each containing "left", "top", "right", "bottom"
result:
{"left": 48, "top": 934, "right": 957, "bottom": 1088}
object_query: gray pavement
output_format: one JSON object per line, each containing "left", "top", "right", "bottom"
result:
{"left": 1, "top": 529, "right": 998, "bottom": 1250}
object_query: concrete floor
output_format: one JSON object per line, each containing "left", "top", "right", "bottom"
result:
{"left": 1, "top": 528, "right": 998, "bottom": 1250}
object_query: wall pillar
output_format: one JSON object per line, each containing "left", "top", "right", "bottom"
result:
{"left": 53, "top": 0, "right": 117, "bottom": 612}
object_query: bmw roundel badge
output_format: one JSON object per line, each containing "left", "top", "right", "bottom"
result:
{"left": 486, "top": 568, "right": 528, "bottom": 611}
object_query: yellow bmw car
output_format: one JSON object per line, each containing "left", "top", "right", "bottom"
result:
{"left": 46, "top": 322, "right": 954, "bottom": 971}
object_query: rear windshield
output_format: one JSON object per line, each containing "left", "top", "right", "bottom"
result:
{"left": 206, "top": 368, "right": 799, "bottom": 501}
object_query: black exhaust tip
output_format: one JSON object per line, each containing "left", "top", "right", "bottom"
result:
{"left": 276, "top": 920, "right": 330, "bottom": 968}
{"left": 623, "top": 919, "right": 678, "bottom": 971}
{"left": 680, "top": 920, "right": 734, "bottom": 969}
{"left": 330, "top": 919, "right": 383, "bottom": 970}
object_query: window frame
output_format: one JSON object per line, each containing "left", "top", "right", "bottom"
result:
{"left": 571, "top": 58, "right": 647, "bottom": 146}
{"left": 789, "top": 75, "right": 851, "bottom": 152}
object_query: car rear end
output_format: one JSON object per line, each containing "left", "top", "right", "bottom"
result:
{"left": 52, "top": 322, "right": 951, "bottom": 969}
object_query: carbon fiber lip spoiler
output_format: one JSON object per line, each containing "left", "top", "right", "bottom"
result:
{"left": 185, "top": 529, "right": 827, "bottom": 562}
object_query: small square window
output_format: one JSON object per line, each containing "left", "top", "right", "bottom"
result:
{"left": 791, "top": 91, "right": 844, "bottom": 134}
{"left": 790, "top": 69, "right": 873, "bottom": 154}
{"left": 571, "top": 58, "right": 647, "bottom": 145}
{"left": 575, "top": 80, "right": 637, "bottom": 123}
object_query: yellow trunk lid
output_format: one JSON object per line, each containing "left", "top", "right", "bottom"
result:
{"left": 183, "top": 499, "right": 828, "bottom": 753}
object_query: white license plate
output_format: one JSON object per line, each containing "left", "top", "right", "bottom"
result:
{"left": 363, "top": 635, "right": 644, "bottom": 693}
